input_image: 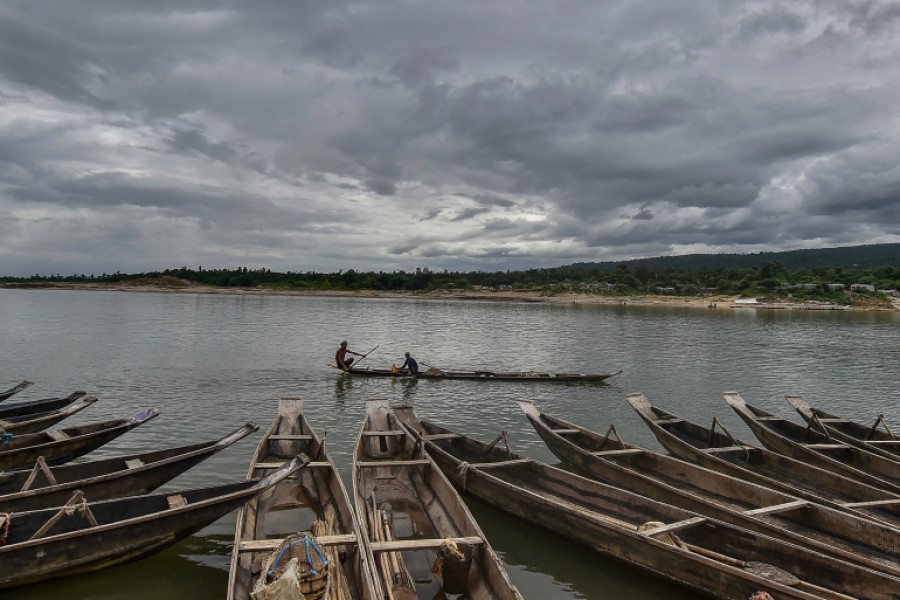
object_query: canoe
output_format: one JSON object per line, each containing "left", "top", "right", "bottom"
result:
{"left": 786, "top": 395, "right": 900, "bottom": 462}
{"left": 393, "top": 406, "right": 898, "bottom": 600}
{"left": 227, "top": 398, "right": 379, "bottom": 600}
{"left": 517, "top": 399, "right": 900, "bottom": 578}
{"left": 340, "top": 365, "right": 622, "bottom": 382}
{"left": 354, "top": 398, "right": 522, "bottom": 600}
{"left": 627, "top": 392, "right": 900, "bottom": 529}
{"left": 0, "top": 456, "right": 306, "bottom": 589}
{"left": 0, "top": 380, "right": 33, "bottom": 402}
{"left": 0, "top": 408, "right": 159, "bottom": 470}
{"left": 0, "top": 391, "right": 86, "bottom": 420}
{"left": 0, "top": 396, "right": 98, "bottom": 435}
{"left": 726, "top": 392, "right": 900, "bottom": 494}
{"left": 0, "top": 422, "right": 259, "bottom": 512}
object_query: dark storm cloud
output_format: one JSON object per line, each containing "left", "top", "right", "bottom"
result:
{"left": 2, "top": 1, "right": 900, "bottom": 276}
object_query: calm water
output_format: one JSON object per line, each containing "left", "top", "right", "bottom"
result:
{"left": 1, "top": 288, "right": 898, "bottom": 599}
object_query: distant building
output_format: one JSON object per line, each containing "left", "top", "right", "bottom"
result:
{"left": 850, "top": 283, "right": 875, "bottom": 292}
{"left": 827, "top": 283, "right": 845, "bottom": 290}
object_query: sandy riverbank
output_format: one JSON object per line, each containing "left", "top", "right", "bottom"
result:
{"left": 4, "top": 281, "right": 898, "bottom": 311}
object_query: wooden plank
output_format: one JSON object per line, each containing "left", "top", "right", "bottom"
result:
{"left": 239, "top": 534, "right": 357, "bottom": 552}
{"left": 46, "top": 430, "right": 69, "bottom": 441}
{"left": 254, "top": 461, "right": 329, "bottom": 469}
{"left": 592, "top": 448, "right": 644, "bottom": 457}
{"left": 637, "top": 516, "right": 706, "bottom": 537}
{"left": 361, "top": 430, "right": 406, "bottom": 437}
{"left": 743, "top": 500, "right": 808, "bottom": 516}
{"left": 468, "top": 459, "right": 531, "bottom": 469}
{"left": 125, "top": 459, "right": 144, "bottom": 469}
{"left": 842, "top": 499, "right": 900, "bottom": 508}
{"left": 703, "top": 445, "right": 757, "bottom": 454}
{"left": 551, "top": 428, "right": 581, "bottom": 435}
{"left": 804, "top": 443, "right": 849, "bottom": 450}
{"left": 369, "top": 536, "right": 484, "bottom": 552}
{"left": 267, "top": 434, "right": 313, "bottom": 441}
{"left": 355, "top": 459, "right": 431, "bottom": 468}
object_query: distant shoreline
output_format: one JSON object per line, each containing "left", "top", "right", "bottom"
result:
{"left": 4, "top": 281, "right": 898, "bottom": 311}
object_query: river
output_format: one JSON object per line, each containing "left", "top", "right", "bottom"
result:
{"left": 1, "top": 288, "right": 898, "bottom": 599}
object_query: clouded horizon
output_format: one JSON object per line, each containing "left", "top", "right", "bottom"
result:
{"left": 2, "top": 1, "right": 899, "bottom": 277}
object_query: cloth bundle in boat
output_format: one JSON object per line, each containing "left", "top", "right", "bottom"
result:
{"left": 251, "top": 533, "right": 329, "bottom": 600}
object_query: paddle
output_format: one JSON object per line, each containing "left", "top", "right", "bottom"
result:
{"left": 353, "top": 345, "right": 379, "bottom": 368}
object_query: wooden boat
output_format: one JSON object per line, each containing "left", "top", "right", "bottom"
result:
{"left": 0, "top": 391, "right": 86, "bottom": 420}
{"left": 786, "top": 395, "right": 900, "bottom": 461}
{"left": 0, "top": 408, "right": 159, "bottom": 470}
{"left": 0, "top": 380, "right": 33, "bottom": 402}
{"left": 517, "top": 399, "right": 900, "bottom": 578}
{"left": 0, "top": 422, "right": 259, "bottom": 513}
{"left": 726, "top": 392, "right": 900, "bottom": 494}
{"left": 393, "top": 406, "right": 899, "bottom": 600}
{"left": 354, "top": 398, "right": 522, "bottom": 600}
{"left": 0, "top": 456, "right": 306, "bottom": 589}
{"left": 627, "top": 392, "right": 900, "bottom": 529}
{"left": 340, "top": 365, "right": 622, "bottom": 382}
{"left": 227, "top": 398, "right": 379, "bottom": 600}
{"left": 0, "top": 396, "right": 98, "bottom": 435}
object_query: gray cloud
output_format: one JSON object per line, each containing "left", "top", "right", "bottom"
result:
{"left": 2, "top": 1, "right": 900, "bottom": 276}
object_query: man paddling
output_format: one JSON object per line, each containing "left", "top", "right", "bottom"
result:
{"left": 398, "top": 352, "right": 419, "bottom": 375}
{"left": 335, "top": 340, "right": 363, "bottom": 371}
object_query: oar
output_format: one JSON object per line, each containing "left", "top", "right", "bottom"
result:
{"left": 354, "top": 345, "right": 379, "bottom": 368}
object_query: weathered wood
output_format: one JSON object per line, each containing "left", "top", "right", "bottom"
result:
{"left": 341, "top": 366, "right": 623, "bottom": 382}
{"left": 227, "top": 397, "right": 380, "bottom": 600}
{"left": 0, "top": 380, "right": 34, "bottom": 402}
{"left": 0, "top": 396, "right": 98, "bottom": 435}
{"left": 518, "top": 398, "right": 900, "bottom": 580}
{"left": 397, "top": 405, "right": 900, "bottom": 600}
{"left": 0, "top": 422, "right": 259, "bottom": 513}
{"left": 354, "top": 399, "right": 522, "bottom": 600}
{"left": 0, "top": 392, "right": 86, "bottom": 420}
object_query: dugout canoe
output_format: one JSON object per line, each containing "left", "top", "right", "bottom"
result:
{"left": 393, "top": 406, "right": 899, "bottom": 600}
{"left": 340, "top": 365, "right": 622, "bottom": 382}
{"left": 354, "top": 398, "right": 522, "bottom": 600}
{"left": 0, "top": 391, "right": 86, "bottom": 420}
{"left": 0, "top": 381, "right": 33, "bottom": 402}
{"left": 0, "top": 456, "right": 306, "bottom": 589}
{"left": 227, "top": 398, "right": 379, "bottom": 600}
{"left": 627, "top": 392, "right": 900, "bottom": 529}
{"left": 0, "top": 396, "right": 98, "bottom": 435}
{"left": 0, "top": 408, "right": 159, "bottom": 470}
{"left": 726, "top": 392, "right": 900, "bottom": 494}
{"left": 0, "top": 422, "right": 259, "bottom": 513}
{"left": 517, "top": 399, "right": 900, "bottom": 578}
{"left": 786, "top": 395, "right": 900, "bottom": 462}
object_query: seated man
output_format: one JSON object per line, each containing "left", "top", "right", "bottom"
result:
{"left": 335, "top": 341, "right": 362, "bottom": 371}
{"left": 398, "top": 351, "right": 419, "bottom": 374}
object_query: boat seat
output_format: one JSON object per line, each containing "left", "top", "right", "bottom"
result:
{"left": 704, "top": 445, "right": 756, "bottom": 454}
{"left": 468, "top": 459, "right": 530, "bottom": 469}
{"left": 167, "top": 494, "right": 188, "bottom": 508}
{"left": 267, "top": 434, "right": 313, "bottom": 441}
{"left": 125, "top": 459, "right": 144, "bottom": 469}
{"left": 46, "top": 430, "right": 69, "bottom": 441}
{"left": 551, "top": 428, "right": 580, "bottom": 435}
{"left": 804, "top": 443, "right": 849, "bottom": 450}
{"left": 355, "top": 459, "right": 431, "bottom": 468}
{"left": 591, "top": 448, "right": 643, "bottom": 457}
{"left": 239, "top": 534, "right": 357, "bottom": 553}
{"left": 369, "top": 535, "right": 484, "bottom": 552}
{"left": 361, "top": 430, "right": 407, "bottom": 437}
{"left": 744, "top": 499, "right": 808, "bottom": 516}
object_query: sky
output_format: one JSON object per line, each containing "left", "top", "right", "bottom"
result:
{"left": 2, "top": 1, "right": 900, "bottom": 277}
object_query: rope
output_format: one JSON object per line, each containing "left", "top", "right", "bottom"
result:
{"left": 0, "top": 513, "right": 11, "bottom": 545}
{"left": 456, "top": 461, "right": 471, "bottom": 490}
{"left": 267, "top": 534, "right": 329, "bottom": 578}
{"left": 63, "top": 499, "right": 90, "bottom": 517}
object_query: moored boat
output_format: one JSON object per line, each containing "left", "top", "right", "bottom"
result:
{"left": 726, "top": 392, "right": 900, "bottom": 494}
{"left": 227, "top": 398, "right": 379, "bottom": 600}
{"left": 0, "top": 457, "right": 305, "bottom": 589}
{"left": 517, "top": 399, "right": 900, "bottom": 578}
{"left": 786, "top": 395, "right": 900, "bottom": 462}
{"left": 340, "top": 365, "right": 622, "bottom": 382}
{"left": 0, "top": 409, "right": 159, "bottom": 470}
{"left": 0, "top": 380, "right": 33, "bottom": 402}
{"left": 354, "top": 398, "right": 522, "bottom": 600}
{"left": 1, "top": 422, "right": 259, "bottom": 512}
{"left": 393, "top": 405, "right": 898, "bottom": 600}
{"left": 627, "top": 392, "right": 900, "bottom": 529}
{"left": 0, "top": 391, "right": 86, "bottom": 421}
{"left": 0, "top": 396, "right": 98, "bottom": 435}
